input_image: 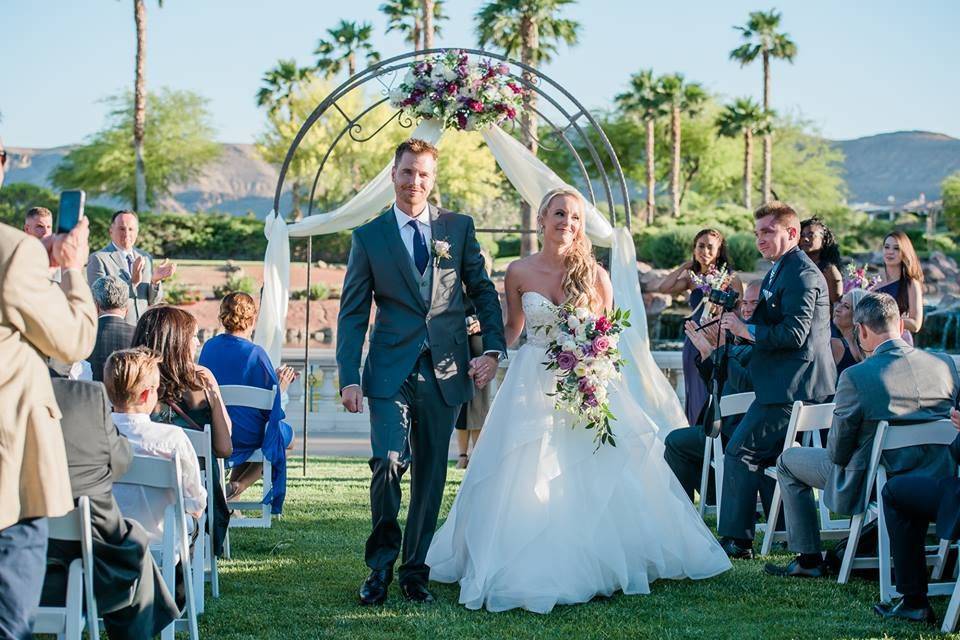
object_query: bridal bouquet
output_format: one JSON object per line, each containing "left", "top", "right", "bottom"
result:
{"left": 843, "top": 263, "right": 881, "bottom": 293}
{"left": 542, "top": 305, "right": 630, "bottom": 450}
{"left": 388, "top": 49, "right": 525, "bottom": 131}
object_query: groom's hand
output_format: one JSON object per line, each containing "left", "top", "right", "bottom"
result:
{"left": 341, "top": 385, "right": 364, "bottom": 413}
{"left": 469, "top": 354, "right": 498, "bottom": 389}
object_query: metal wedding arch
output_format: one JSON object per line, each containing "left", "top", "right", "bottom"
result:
{"left": 271, "top": 48, "right": 633, "bottom": 470}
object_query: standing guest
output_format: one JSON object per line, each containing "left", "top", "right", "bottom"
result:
{"left": 23, "top": 207, "right": 53, "bottom": 241}
{"left": 831, "top": 288, "right": 866, "bottom": 376}
{"left": 799, "top": 217, "right": 843, "bottom": 308}
{"left": 43, "top": 374, "right": 178, "bottom": 639}
{"left": 718, "top": 201, "right": 836, "bottom": 559}
{"left": 873, "top": 230, "right": 924, "bottom": 345}
{"left": 764, "top": 292, "right": 958, "bottom": 579}
{"left": 0, "top": 216, "right": 97, "bottom": 639}
{"left": 87, "top": 210, "right": 177, "bottom": 326}
{"left": 89, "top": 275, "right": 135, "bottom": 382}
{"left": 132, "top": 306, "right": 232, "bottom": 555}
{"left": 658, "top": 228, "right": 742, "bottom": 425}
{"left": 199, "top": 292, "right": 295, "bottom": 514}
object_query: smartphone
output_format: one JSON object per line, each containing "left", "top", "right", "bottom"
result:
{"left": 57, "top": 190, "right": 86, "bottom": 234}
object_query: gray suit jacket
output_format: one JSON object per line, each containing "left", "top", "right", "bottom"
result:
{"left": 86, "top": 242, "right": 161, "bottom": 325}
{"left": 336, "top": 206, "right": 505, "bottom": 407}
{"left": 749, "top": 247, "right": 836, "bottom": 405}
{"left": 824, "top": 339, "right": 959, "bottom": 515}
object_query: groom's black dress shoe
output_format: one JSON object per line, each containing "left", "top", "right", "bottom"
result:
{"left": 719, "top": 537, "right": 754, "bottom": 560}
{"left": 873, "top": 599, "right": 937, "bottom": 625}
{"left": 359, "top": 569, "right": 392, "bottom": 605}
{"left": 763, "top": 557, "right": 829, "bottom": 578}
{"left": 400, "top": 581, "right": 436, "bottom": 603}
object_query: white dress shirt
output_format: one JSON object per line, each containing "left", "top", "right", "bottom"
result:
{"left": 394, "top": 203, "right": 432, "bottom": 262}
{"left": 111, "top": 412, "right": 206, "bottom": 544}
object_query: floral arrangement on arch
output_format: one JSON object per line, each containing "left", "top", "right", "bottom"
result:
{"left": 389, "top": 49, "right": 525, "bottom": 132}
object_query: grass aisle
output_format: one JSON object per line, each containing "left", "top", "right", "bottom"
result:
{"left": 200, "top": 458, "right": 957, "bottom": 639}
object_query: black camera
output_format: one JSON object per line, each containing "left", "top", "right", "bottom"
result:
{"left": 708, "top": 286, "right": 740, "bottom": 312}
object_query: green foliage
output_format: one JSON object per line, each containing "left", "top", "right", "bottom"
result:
{"left": 727, "top": 232, "right": 761, "bottom": 272}
{"left": 50, "top": 89, "right": 221, "bottom": 209}
{"left": 314, "top": 20, "right": 380, "bottom": 78}
{"left": 380, "top": 0, "right": 449, "bottom": 48}
{"left": 635, "top": 226, "right": 699, "bottom": 268}
{"left": 436, "top": 131, "right": 508, "bottom": 214}
{"left": 162, "top": 274, "right": 202, "bottom": 305}
{"left": 943, "top": 172, "right": 960, "bottom": 233}
{"left": 213, "top": 274, "right": 257, "bottom": 299}
{"left": 475, "top": 0, "right": 580, "bottom": 66}
{"left": 767, "top": 114, "right": 848, "bottom": 213}
{"left": 291, "top": 283, "right": 331, "bottom": 301}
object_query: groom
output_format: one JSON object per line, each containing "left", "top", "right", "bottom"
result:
{"left": 336, "top": 138, "right": 506, "bottom": 605}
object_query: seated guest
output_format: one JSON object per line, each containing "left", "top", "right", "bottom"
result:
{"left": 199, "top": 292, "right": 295, "bottom": 512}
{"left": 42, "top": 374, "right": 178, "bottom": 639}
{"left": 133, "top": 306, "right": 232, "bottom": 554}
{"left": 874, "top": 412, "right": 960, "bottom": 625}
{"left": 765, "top": 292, "right": 959, "bottom": 578}
{"left": 831, "top": 288, "right": 866, "bottom": 376}
{"left": 106, "top": 347, "right": 207, "bottom": 546}
{"left": 89, "top": 275, "right": 135, "bottom": 382}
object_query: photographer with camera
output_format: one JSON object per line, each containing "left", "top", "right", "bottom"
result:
{"left": 714, "top": 201, "right": 836, "bottom": 559}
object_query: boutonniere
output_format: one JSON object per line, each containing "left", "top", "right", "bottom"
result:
{"left": 432, "top": 238, "right": 452, "bottom": 266}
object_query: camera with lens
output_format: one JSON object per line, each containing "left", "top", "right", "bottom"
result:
{"left": 708, "top": 286, "right": 740, "bottom": 312}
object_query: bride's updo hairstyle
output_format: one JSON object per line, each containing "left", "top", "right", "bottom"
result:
{"left": 536, "top": 187, "right": 600, "bottom": 311}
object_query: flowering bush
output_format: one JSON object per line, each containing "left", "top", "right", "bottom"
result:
{"left": 843, "top": 263, "right": 881, "bottom": 293}
{"left": 541, "top": 305, "right": 630, "bottom": 450}
{"left": 388, "top": 49, "right": 525, "bottom": 131}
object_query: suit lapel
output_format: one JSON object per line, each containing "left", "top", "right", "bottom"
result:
{"left": 429, "top": 205, "right": 446, "bottom": 310}
{"left": 107, "top": 242, "right": 128, "bottom": 274}
{"left": 380, "top": 208, "right": 428, "bottom": 312}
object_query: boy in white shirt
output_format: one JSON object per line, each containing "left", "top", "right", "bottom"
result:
{"left": 104, "top": 347, "right": 206, "bottom": 544}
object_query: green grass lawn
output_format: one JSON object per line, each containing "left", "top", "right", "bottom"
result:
{"left": 199, "top": 458, "right": 957, "bottom": 639}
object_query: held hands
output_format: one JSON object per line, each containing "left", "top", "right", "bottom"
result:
{"left": 468, "top": 354, "right": 498, "bottom": 389}
{"left": 341, "top": 385, "right": 364, "bottom": 414}
{"left": 275, "top": 365, "right": 299, "bottom": 393}
{"left": 951, "top": 408, "right": 960, "bottom": 431}
{"left": 152, "top": 259, "right": 177, "bottom": 284}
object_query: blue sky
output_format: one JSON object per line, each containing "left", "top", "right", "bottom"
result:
{"left": 3, "top": 0, "right": 958, "bottom": 148}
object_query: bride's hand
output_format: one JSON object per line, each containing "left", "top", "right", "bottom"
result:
{"left": 469, "top": 354, "right": 498, "bottom": 389}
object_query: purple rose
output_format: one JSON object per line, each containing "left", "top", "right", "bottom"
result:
{"left": 584, "top": 394, "right": 599, "bottom": 407}
{"left": 592, "top": 335, "right": 610, "bottom": 353}
{"left": 556, "top": 351, "right": 578, "bottom": 371}
{"left": 578, "top": 378, "right": 595, "bottom": 394}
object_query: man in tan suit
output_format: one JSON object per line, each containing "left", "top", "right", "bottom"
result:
{"left": 0, "top": 212, "right": 97, "bottom": 639}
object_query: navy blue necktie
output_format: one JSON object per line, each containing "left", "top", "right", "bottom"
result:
{"left": 408, "top": 220, "right": 429, "bottom": 275}
{"left": 126, "top": 254, "right": 134, "bottom": 275}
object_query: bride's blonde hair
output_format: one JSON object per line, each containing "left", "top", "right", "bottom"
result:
{"left": 537, "top": 187, "right": 600, "bottom": 311}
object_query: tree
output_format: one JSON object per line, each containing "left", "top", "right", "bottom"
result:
{"left": 381, "top": 0, "right": 448, "bottom": 50}
{"left": 730, "top": 8, "right": 797, "bottom": 204}
{"left": 476, "top": 0, "right": 580, "bottom": 255}
{"left": 659, "top": 73, "right": 706, "bottom": 217}
{"left": 51, "top": 89, "right": 220, "bottom": 208}
{"left": 942, "top": 172, "right": 960, "bottom": 233}
{"left": 132, "top": 0, "right": 164, "bottom": 213}
{"left": 615, "top": 69, "right": 669, "bottom": 224}
{"left": 716, "top": 97, "right": 773, "bottom": 210}
{"left": 315, "top": 20, "right": 381, "bottom": 78}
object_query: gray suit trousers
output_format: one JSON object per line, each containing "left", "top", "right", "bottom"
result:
{"left": 776, "top": 447, "right": 833, "bottom": 554}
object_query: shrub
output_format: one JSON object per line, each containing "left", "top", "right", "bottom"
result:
{"left": 291, "top": 283, "right": 330, "bottom": 301}
{"left": 162, "top": 275, "right": 202, "bottom": 305}
{"left": 727, "top": 233, "right": 760, "bottom": 272}
{"left": 635, "top": 226, "right": 699, "bottom": 268}
{"left": 213, "top": 274, "right": 257, "bottom": 299}
{"left": 496, "top": 235, "right": 521, "bottom": 258}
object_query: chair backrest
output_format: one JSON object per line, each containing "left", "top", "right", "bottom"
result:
{"left": 863, "top": 418, "right": 958, "bottom": 492}
{"left": 780, "top": 401, "right": 837, "bottom": 453}
{"left": 118, "top": 454, "right": 181, "bottom": 490}
{"left": 720, "top": 392, "right": 755, "bottom": 418}
{"left": 183, "top": 424, "right": 212, "bottom": 461}
{"left": 44, "top": 496, "right": 99, "bottom": 639}
{"left": 220, "top": 384, "right": 276, "bottom": 411}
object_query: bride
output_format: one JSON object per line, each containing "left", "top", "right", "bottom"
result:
{"left": 426, "top": 187, "right": 731, "bottom": 613}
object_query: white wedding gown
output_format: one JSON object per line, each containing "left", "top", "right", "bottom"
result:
{"left": 426, "top": 292, "right": 731, "bottom": 613}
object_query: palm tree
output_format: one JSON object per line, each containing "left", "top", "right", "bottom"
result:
{"left": 380, "top": 0, "right": 448, "bottom": 50}
{"left": 730, "top": 9, "right": 797, "bottom": 204}
{"left": 133, "top": 0, "right": 163, "bottom": 212}
{"left": 256, "top": 60, "right": 313, "bottom": 219}
{"left": 716, "top": 98, "right": 774, "bottom": 210}
{"left": 659, "top": 74, "right": 706, "bottom": 217}
{"left": 476, "top": 0, "right": 580, "bottom": 256}
{"left": 615, "top": 69, "right": 669, "bottom": 225}
{"left": 315, "top": 20, "right": 381, "bottom": 78}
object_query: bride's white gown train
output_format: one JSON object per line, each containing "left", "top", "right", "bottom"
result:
{"left": 426, "top": 292, "right": 731, "bottom": 613}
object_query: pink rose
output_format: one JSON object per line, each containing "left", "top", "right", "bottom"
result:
{"left": 594, "top": 316, "right": 612, "bottom": 333}
{"left": 556, "top": 351, "right": 578, "bottom": 371}
{"left": 592, "top": 335, "right": 610, "bottom": 353}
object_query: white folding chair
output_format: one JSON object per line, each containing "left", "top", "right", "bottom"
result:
{"left": 698, "top": 391, "right": 755, "bottom": 518}
{"left": 759, "top": 401, "right": 843, "bottom": 556}
{"left": 183, "top": 424, "right": 220, "bottom": 609}
{"left": 219, "top": 384, "right": 277, "bottom": 529}
{"left": 837, "top": 419, "right": 957, "bottom": 604}
{"left": 116, "top": 454, "right": 199, "bottom": 640}
{"left": 944, "top": 575, "right": 960, "bottom": 633}
{"left": 32, "top": 496, "right": 100, "bottom": 640}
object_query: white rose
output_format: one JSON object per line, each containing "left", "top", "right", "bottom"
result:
{"left": 574, "top": 362, "right": 588, "bottom": 377}
{"left": 403, "top": 69, "right": 416, "bottom": 85}
{"left": 595, "top": 386, "right": 608, "bottom": 403}
{"left": 567, "top": 315, "right": 581, "bottom": 330}
{"left": 607, "top": 333, "right": 619, "bottom": 349}
{"left": 431, "top": 63, "right": 448, "bottom": 81}
{"left": 562, "top": 336, "right": 577, "bottom": 351}
{"left": 575, "top": 307, "right": 589, "bottom": 320}
{"left": 575, "top": 326, "right": 587, "bottom": 342}
{"left": 443, "top": 66, "right": 458, "bottom": 82}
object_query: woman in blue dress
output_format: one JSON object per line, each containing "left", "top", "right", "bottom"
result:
{"left": 199, "top": 292, "right": 296, "bottom": 514}
{"left": 872, "top": 231, "right": 924, "bottom": 346}
{"left": 657, "top": 229, "right": 742, "bottom": 425}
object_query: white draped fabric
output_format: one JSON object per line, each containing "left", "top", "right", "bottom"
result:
{"left": 256, "top": 118, "right": 687, "bottom": 431}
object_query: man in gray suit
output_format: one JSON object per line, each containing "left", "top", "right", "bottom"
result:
{"left": 337, "top": 138, "right": 505, "bottom": 606}
{"left": 765, "top": 292, "right": 959, "bottom": 578}
{"left": 86, "top": 210, "right": 176, "bottom": 325}
{"left": 719, "top": 201, "right": 837, "bottom": 558}
{"left": 89, "top": 276, "right": 136, "bottom": 382}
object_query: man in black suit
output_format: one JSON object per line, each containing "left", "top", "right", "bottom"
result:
{"left": 89, "top": 275, "right": 136, "bottom": 382}
{"left": 41, "top": 376, "right": 178, "bottom": 639}
{"left": 874, "top": 415, "right": 960, "bottom": 625}
{"left": 717, "top": 201, "right": 837, "bottom": 559}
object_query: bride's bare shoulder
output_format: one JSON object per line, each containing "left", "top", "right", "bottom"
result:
{"left": 505, "top": 254, "right": 538, "bottom": 280}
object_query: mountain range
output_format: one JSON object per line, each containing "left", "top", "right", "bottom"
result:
{"left": 6, "top": 130, "right": 959, "bottom": 217}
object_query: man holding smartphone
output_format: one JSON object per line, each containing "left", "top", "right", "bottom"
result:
{"left": 87, "top": 210, "right": 176, "bottom": 325}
